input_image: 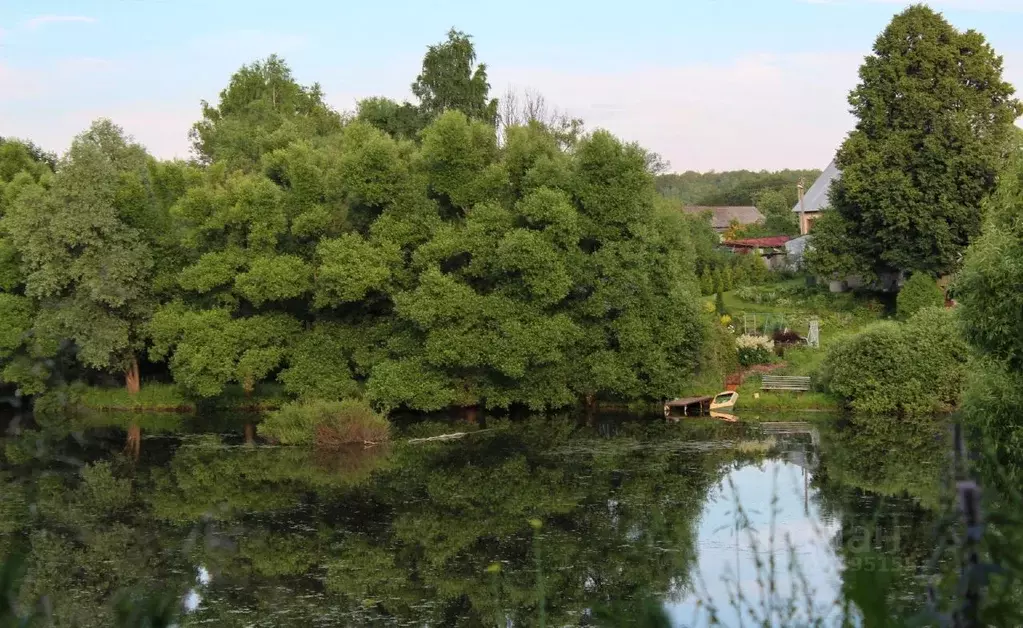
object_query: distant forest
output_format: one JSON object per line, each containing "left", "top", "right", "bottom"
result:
{"left": 655, "top": 169, "right": 822, "bottom": 209}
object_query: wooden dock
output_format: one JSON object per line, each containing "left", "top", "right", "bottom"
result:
{"left": 663, "top": 395, "right": 714, "bottom": 418}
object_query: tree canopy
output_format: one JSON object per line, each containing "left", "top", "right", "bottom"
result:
{"left": 0, "top": 37, "right": 725, "bottom": 410}
{"left": 807, "top": 5, "right": 1022, "bottom": 279}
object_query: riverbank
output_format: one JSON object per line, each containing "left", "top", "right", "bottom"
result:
{"left": 78, "top": 383, "right": 284, "bottom": 412}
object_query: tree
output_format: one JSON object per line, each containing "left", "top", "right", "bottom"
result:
{"left": 0, "top": 141, "right": 55, "bottom": 394}
{"left": 655, "top": 169, "right": 818, "bottom": 207}
{"left": 957, "top": 147, "right": 1023, "bottom": 485}
{"left": 808, "top": 5, "right": 1022, "bottom": 279}
{"left": 498, "top": 88, "right": 583, "bottom": 148}
{"left": 190, "top": 55, "right": 343, "bottom": 170}
{"left": 753, "top": 188, "right": 799, "bottom": 236}
{"left": 411, "top": 29, "right": 498, "bottom": 125}
{"left": 3, "top": 120, "right": 160, "bottom": 394}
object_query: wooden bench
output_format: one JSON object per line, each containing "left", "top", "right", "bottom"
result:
{"left": 761, "top": 375, "right": 811, "bottom": 392}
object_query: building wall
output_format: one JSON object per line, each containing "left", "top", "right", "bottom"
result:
{"left": 799, "top": 212, "right": 818, "bottom": 236}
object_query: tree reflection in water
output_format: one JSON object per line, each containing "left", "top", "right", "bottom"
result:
{"left": 0, "top": 411, "right": 983, "bottom": 626}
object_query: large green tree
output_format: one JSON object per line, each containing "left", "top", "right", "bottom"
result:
{"left": 807, "top": 5, "right": 1022, "bottom": 279}
{"left": 366, "top": 114, "right": 708, "bottom": 411}
{"left": 3, "top": 121, "right": 161, "bottom": 394}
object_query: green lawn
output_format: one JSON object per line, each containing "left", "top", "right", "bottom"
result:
{"left": 699, "top": 277, "right": 888, "bottom": 412}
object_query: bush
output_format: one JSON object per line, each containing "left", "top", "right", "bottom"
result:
{"left": 819, "top": 307, "right": 968, "bottom": 415}
{"left": 736, "top": 334, "right": 774, "bottom": 366}
{"left": 896, "top": 273, "right": 945, "bottom": 319}
{"left": 260, "top": 399, "right": 390, "bottom": 447}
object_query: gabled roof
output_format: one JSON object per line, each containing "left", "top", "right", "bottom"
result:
{"left": 683, "top": 206, "right": 764, "bottom": 230}
{"left": 793, "top": 160, "right": 840, "bottom": 214}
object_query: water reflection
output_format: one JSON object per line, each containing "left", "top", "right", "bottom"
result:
{"left": 673, "top": 460, "right": 844, "bottom": 626}
{"left": 0, "top": 411, "right": 959, "bottom": 626}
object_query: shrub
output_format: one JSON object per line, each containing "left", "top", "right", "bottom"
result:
{"left": 260, "top": 399, "right": 390, "bottom": 447}
{"left": 896, "top": 273, "right": 945, "bottom": 319}
{"left": 819, "top": 307, "right": 968, "bottom": 415}
{"left": 736, "top": 334, "right": 774, "bottom": 366}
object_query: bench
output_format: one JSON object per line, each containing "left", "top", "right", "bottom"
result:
{"left": 761, "top": 375, "right": 811, "bottom": 392}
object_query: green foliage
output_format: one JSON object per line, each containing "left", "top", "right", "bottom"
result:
{"left": 259, "top": 398, "right": 390, "bottom": 446}
{"left": 957, "top": 138, "right": 1023, "bottom": 488}
{"left": 0, "top": 37, "right": 715, "bottom": 412}
{"left": 412, "top": 29, "right": 498, "bottom": 125}
{"left": 190, "top": 54, "right": 343, "bottom": 170}
{"left": 819, "top": 307, "right": 969, "bottom": 415}
{"left": 2, "top": 120, "right": 160, "bottom": 386}
{"left": 896, "top": 273, "right": 944, "bottom": 320}
{"left": 656, "top": 168, "right": 818, "bottom": 207}
{"left": 356, "top": 97, "right": 425, "bottom": 140}
{"left": 808, "top": 5, "right": 1023, "bottom": 278}
{"left": 149, "top": 305, "right": 300, "bottom": 396}
{"left": 956, "top": 149, "right": 1023, "bottom": 370}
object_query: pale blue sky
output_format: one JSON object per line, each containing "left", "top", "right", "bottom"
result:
{"left": 2, "top": 0, "right": 1022, "bottom": 171}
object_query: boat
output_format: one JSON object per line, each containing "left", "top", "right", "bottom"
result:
{"left": 710, "top": 391, "right": 738, "bottom": 410}
{"left": 663, "top": 391, "right": 739, "bottom": 419}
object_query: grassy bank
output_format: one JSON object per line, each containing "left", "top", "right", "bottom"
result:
{"left": 694, "top": 277, "right": 889, "bottom": 413}
{"left": 78, "top": 382, "right": 287, "bottom": 412}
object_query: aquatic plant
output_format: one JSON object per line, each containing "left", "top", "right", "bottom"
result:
{"left": 259, "top": 399, "right": 390, "bottom": 447}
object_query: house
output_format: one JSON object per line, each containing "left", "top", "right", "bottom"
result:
{"left": 683, "top": 206, "right": 764, "bottom": 234}
{"left": 721, "top": 235, "right": 792, "bottom": 270}
{"left": 792, "top": 160, "right": 840, "bottom": 235}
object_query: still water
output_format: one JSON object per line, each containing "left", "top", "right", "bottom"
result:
{"left": 0, "top": 411, "right": 958, "bottom": 626}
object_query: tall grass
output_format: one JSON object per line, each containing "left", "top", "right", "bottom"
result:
{"left": 259, "top": 399, "right": 391, "bottom": 447}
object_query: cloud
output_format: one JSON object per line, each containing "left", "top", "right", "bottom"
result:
{"left": 24, "top": 15, "right": 97, "bottom": 29}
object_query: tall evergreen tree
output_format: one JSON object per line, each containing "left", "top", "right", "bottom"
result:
{"left": 807, "top": 5, "right": 1022, "bottom": 279}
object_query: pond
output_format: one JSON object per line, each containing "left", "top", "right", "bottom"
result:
{"left": 0, "top": 410, "right": 964, "bottom": 626}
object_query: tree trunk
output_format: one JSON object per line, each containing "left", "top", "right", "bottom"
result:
{"left": 244, "top": 423, "right": 255, "bottom": 445}
{"left": 125, "top": 356, "right": 141, "bottom": 395}
{"left": 125, "top": 424, "right": 141, "bottom": 460}
{"left": 463, "top": 406, "right": 478, "bottom": 425}
{"left": 584, "top": 394, "right": 597, "bottom": 426}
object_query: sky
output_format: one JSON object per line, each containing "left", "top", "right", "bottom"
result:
{"left": 668, "top": 459, "right": 844, "bottom": 625}
{"left": 2, "top": 0, "right": 1023, "bottom": 172}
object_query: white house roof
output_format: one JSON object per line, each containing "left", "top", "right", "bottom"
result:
{"left": 793, "top": 160, "right": 840, "bottom": 214}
